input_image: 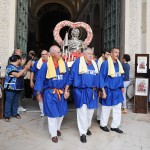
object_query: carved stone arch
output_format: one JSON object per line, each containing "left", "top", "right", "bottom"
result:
{"left": 32, "top": 0, "right": 76, "bottom": 19}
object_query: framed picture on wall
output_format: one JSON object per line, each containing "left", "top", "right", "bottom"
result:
{"left": 135, "top": 78, "right": 149, "bottom": 96}
{"left": 135, "top": 54, "right": 149, "bottom": 77}
{"left": 137, "top": 56, "right": 147, "bottom": 73}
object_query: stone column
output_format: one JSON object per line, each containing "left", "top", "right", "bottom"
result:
{"left": 120, "top": 0, "right": 142, "bottom": 78}
{"left": 0, "top": 0, "right": 16, "bottom": 76}
{"left": 8, "top": 0, "right": 17, "bottom": 56}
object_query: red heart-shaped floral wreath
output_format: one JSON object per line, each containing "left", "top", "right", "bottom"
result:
{"left": 53, "top": 20, "right": 93, "bottom": 46}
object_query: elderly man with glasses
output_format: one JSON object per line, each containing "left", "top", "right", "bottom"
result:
{"left": 30, "top": 50, "right": 48, "bottom": 116}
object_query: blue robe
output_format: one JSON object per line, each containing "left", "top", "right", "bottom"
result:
{"left": 34, "top": 62, "right": 68, "bottom": 118}
{"left": 30, "top": 61, "right": 39, "bottom": 79}
{"left": 30, "top": 60, "right": 46, "bottom": 96}
{"left": 99, "top": 60, "right": 124, "bottom": 106}
{"left": 67, "top": 58, "right": 99, "bottom": 109}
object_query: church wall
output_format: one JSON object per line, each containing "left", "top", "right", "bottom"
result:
{"left": 0, "top": 0, "right": 149, "bottom": 77}
{"left": 146, "top": 0, "right": 150, "bottom": 66}
{"left": 122, "top": 0, "right": 142, "bottom": 79}
{"left": 0, "top": 0, "right": 16, "bottom": 76}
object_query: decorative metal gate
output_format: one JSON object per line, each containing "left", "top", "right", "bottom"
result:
{"left": 104, "top": 0, "right": 120, "bottom": 50}
{"left": 16, "top": 0, "right": 28, "bottom": 53}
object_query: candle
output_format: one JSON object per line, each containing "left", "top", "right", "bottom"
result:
{"left": 68, "top": 52, "right": 70, "bottom": 62}
{"left": 71, "top": 54, "right": 74, "bottom": 61}
{"left": 64, "top": 32, "right": 68, "bottom": 46}
{"left": 62, "top": 45, "right": 64, "bottom": 56}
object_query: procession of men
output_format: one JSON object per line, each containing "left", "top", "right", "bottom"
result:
{"left": 32, "top": 46, "right": 124, "bottom": 143}
{"left": 3, "top": 18, "right": 126, "bottom": 144}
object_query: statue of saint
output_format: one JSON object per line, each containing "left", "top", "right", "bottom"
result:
{"left": 68, "top": 28, "right": 83, "bottom": 52}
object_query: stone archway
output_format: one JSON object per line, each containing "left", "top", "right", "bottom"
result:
{"left": 28, "top": 2, "right": 71, "bottom": 51}
{"left": 37, "top": 3, "right": 71, "bottom": 50}
{"left": 32, "top": 0, "right": 76, "bottom": 19}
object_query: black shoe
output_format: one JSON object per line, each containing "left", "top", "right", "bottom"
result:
{"left": 100, "top": 126, "right": 110, "bottom": 132}
{"left": 5, "top": 117, "right": 10, "bottom": 122}
{"left": 80, "top": 134, "right": 87, "bottom": 143}
{"left": 57, "top": 130, "right": 61, "bottom": 136}
{"left": 52, "top": 136, "right": 58, "bottom": 143}
{"left": 87, "top": 130, "right": 92, "bottom": 136}
{"left": 97, "top": 120, "right": 100, "bottom": 124}
{"left": 110, "top": 128, "right": 123, "bottom": 134}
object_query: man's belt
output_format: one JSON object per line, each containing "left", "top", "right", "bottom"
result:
{"left": 93, "top": 87, "right": 97, "bottom": 100}
{"left": 74, "top": 87, "right": 97, "bottom": 100}
{"left": 52, "top": 88, "right": 63, "bottom": 101}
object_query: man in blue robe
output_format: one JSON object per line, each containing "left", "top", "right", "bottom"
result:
{"left": 64, "top": 47, "right": 99, "bottom": 143}
{"left": 99, "top": 48, "right": 124, "bottom": 134}
{"left": 30, "top": 50, "right": 48, "bottom": 117}
{"left": 96, "top": 49, "right": 110, "bottom": 124}
{"left": 34, "top": 45, "right": 68, "bottom": 143}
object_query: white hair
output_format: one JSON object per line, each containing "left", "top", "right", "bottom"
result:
{"left": 83, "top": 47, "right": 94, "bottom": 54}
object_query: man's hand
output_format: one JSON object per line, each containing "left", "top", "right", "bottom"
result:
{"left": 25, "top": 64, "right": 30, "bottom": 70}
{"left": 30, "top": 81, "right": 34, "bottom": 88}
{"left": 64, "top": 91, "right": 70, "bottom": 99}
{"left": 99, "top": 88, "right": 107, "bottom": 99}
{"left": 102, "top": 90, "right": 107, "bottom": 99}
{"left": 122, "top": 88, "right": 124, "bottom": 93}
{"left": 21, "top": 58, "right": 26, "bottom": 66}
{"left": 98, "top": 91, "right": 102, "bottom": 97}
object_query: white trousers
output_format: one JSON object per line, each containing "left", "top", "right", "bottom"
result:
{"left": 122, "top": 81, "right": 130, "bottom": 108}
{"left": 48, "top": 116, "right": 64, "bottom": 138}
{"left": 100, "top": 103, "right": 121, "bottom": 128}
{"left": 97, "top": 103, "right": 102, "bottom": 121}
{"left": 77, "top": 104, "right": 94, "bottom": 136}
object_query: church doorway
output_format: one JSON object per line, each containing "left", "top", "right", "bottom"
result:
{"left": 28, "top": 3, "right": 71, "bottom": 53}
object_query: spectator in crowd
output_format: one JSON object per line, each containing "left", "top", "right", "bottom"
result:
{"left": 24, "top": 50, "right": 37, "bottom": 98}
{"left": 13, "top": 48, "right": 27, "bottom": 112}
{"left": 122, "top": 54, "right": 131, "bottom": 114}
{"left": 96, "top": 49, "right": 110, "bottom": 124}
{"left": 4, "top": 55, "right": 29, "bottom": 122}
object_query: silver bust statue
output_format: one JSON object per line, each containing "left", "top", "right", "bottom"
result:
{"left": 68, "top": 28, "right": 83, "bottom": 52}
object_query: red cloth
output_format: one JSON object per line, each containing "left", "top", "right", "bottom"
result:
{"left": 42, "top": 59, "right": 47, "bottom": 63}
{"left": 54, "top": 62, "right": 59, "bottom": 69}
{"left": 87, "top": 61, "right": 92, "bottom": 66}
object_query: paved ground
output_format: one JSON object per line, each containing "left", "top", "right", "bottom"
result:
{"left": 0, "top": 98, "right": 150, "bottom": 150}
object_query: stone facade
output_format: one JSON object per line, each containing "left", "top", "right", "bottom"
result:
{"left": 0, "top": 0, "right": 149, "bottom": 78}
{"left": 121, "top": 0, "right": 150, "bottom": 78}
{"left": 0, "top": 0, "right": 16, "bottom": 76}
{"left": 0, "top": 0, "right": 9, "bottom": 76}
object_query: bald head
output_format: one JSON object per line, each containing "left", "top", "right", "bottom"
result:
{"left": 49, "top": 45, "right": 61, "bottom": 60}
{"left": 49, "top": 45, "right": 60, "bottom": 55}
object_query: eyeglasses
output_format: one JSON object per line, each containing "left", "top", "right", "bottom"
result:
{"left": 41, "top": 54, "right": 48, "bottom": 55}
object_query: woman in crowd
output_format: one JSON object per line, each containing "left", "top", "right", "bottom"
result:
{"left": 122, "top": 54, "right": 131, "bottom": 114}
{"left": 4, "top": 55, "right": 29, "bottom": 122}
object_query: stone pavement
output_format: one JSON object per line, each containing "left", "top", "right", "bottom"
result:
{"left": 0, "top": 99, "right": 150, "bottom": 150}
